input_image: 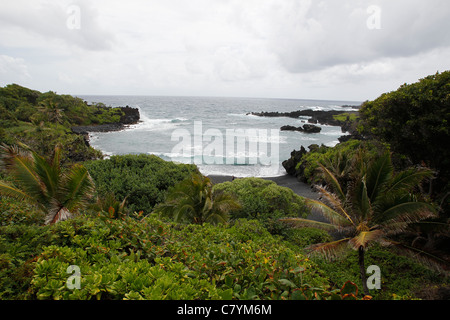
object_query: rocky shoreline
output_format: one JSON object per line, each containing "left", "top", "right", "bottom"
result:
{"left": 247, "top": 106, "right": 363, "bottom": 182}
{"left": 71, "top": 105, "right": 140, "bottom": 145}
{"left": 248, "top": 106, "right": 362, "bottom": 143}
{"left": 247, "top": 107, "right": 359, "bottom": 127}
{"left": 281, "top": 124, "right": 322, "bottom": 133}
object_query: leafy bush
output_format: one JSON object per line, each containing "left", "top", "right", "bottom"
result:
{"left": 213, "top": 178, "right": 309, "bottom": 235}
{"left": 0, "top": 213, "right": 52, "bottom": 299}
{"left": 30, "top": 246, "right": 223, "bottom": 300}
{"left": 213, "top": 178, "right": 309, "bottom": 219}
{"left": 359, "top": 71, "right": 450, "bottom": 172}
{"left": 296, "top": 139, "right": 385, "bottom": 184}
{"left": 84, "top": 154, "right": 199, "bottom": 214}
{"left": 1, "top": 209, "right": 333, "bottom": 300}
{"left": 0, "top": 197, "right": 44, "bottom": 226}
{"left": 1, "top": 200, "right": 446, "bottom": 300}
{"left": 284, "top": 227, "right": 332, "bottom": 249}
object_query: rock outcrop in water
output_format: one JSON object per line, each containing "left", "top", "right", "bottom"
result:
{"left": 248, "top": 106, "right": 361, "bottom": 140}
{"left": 280, "top": 124, "right": 322, "bottom": 133}
{"left": 120, "top": 106, "right": 140, "bottom": 124}
{"left": 247, "top": 108, "right": 359, "bottom": 127}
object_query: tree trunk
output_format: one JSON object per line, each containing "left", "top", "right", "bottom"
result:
{"left": 358, "top": 246, "right": 370, "bottom": 296}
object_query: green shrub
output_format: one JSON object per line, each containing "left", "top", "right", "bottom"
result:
{"left": 30, "top": 246, "right": 223, "bottom": 300}
{"left": 297, "top": 139, "right": 385, "bottom": 184}
{"left": 284, "top": 227, "right": 332, "bottom": 249}
{"left": 213, "top": 177, "right": 309, "bottom": 221}
{"left": 84, "top": 154, "right": 199, "bottom": 214}
{"left": 0, "top": 197, "right": 45, "bottom": 226}
{"left": 359, "top": 71, "right": 450, "bottom": 177}
{"left": 2, "top": 205, "right": 446, "bottom": 300}
{"left": 5, "top": 214, "right": 329, "bottom": 300}
{"left": 0, "top": 221, "right": 52, "bottom": 299}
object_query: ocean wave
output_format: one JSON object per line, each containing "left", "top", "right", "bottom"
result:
{"left": 130, "top": 105, "right": 189, "bottom": 131}
{"left": 198, "top": 164, "right": 286, "bottom": 178}
{"left": 130, "top": 117, "right": 188, "bottom": 131}
{"left": 228, "top": 113, "right": 268, "bottom": 120}
{"left": 148, "top": 150, "right": 281, "bottom": 166}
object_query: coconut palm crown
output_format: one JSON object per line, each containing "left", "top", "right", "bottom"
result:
{"left": 0, "top": 144, "right": 95, "bottom": 225}
{"left": 154, "top": 173, "right": 241, "bottom": 226}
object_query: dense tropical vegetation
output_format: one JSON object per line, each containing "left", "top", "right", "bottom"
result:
{"left": 282, "top": 151, "right": 439, "bottom": 295}
{"left": 0, "top": 83, "right": 127, "bottom": 164}
{"left": 0, "top": 72, "right": 449, "bottom": 300}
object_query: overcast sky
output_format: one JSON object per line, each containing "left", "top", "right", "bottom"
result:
{"left": 1, "top": 0, "right": 449, "bottom": 101}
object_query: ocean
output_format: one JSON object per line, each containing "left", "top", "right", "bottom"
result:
{"left": 78, "top": 95, "right": 361, "bottom": 177}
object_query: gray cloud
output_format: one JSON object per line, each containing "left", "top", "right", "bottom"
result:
{"left": 241, "top": 0, "right": 450, "bottom": 73}
{"left": 0, "top": 0, "right": 115, "bottom": 51}
{"left": 0, "top": 0, "right": 449, "bottom": 100}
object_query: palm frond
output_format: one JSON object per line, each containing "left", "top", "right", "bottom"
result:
{"left": 205, "top": 211, "right": 229, "bottom": 225}
{"left": 0, "top": 143, "right": 24, "bottom": 171}
{"left": 365, "top": 151, "right": 393, "bottom": 202}
{"left": 350, "top": 177, "right": 372, "bottom": 221}
{"left": 348, "top": 229, "right": 384, "bottom": 250}
{"left": 279, "top": 217, "right": 338, "bottom": 231}
{"left": 0, "top": 181, "right": 34, "bottom": 203}
{"left": 60, "top": 164, "right": 95, "bottom": 211}
{"left": 211, "top": 192, "right": 242, "bottom": 213}
{"left": 386, "top": 167, "right": 434, "bottom": 195}
{"left": 32, "top": 151, "right": 60, "bottom": 199}
{"left": 11, "top": 155, "right": 47, "bottom": 204}
{"left": 314, "top": 185, "right": 349, "bottom": 218}
{"left": 305, "top": 198, "right": 354, "bottom": 228}
{"left": 317, "top": 163, "right": 346, "bottom": 201}
{"left": 379, "top": 202, "right": 436, "bottom": 227}
{"left": 305, "top": 238, "right": 352, "bottom": 261}
{"left": 382, "top": 239, "right": 449, "bottom": 275}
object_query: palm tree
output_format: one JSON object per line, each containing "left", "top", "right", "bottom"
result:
{"left": 281, "top": 151, "right": 438, "bottom": 295}
{"left": 38, "top": 99, "right": 65, "bottom": 124}
{"left": 0, "top": 144, "right": 95, "bottom": 225}
{"left": 154, "top": 173, "right": 241, "bottom": 225}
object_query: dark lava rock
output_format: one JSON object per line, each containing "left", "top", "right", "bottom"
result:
{"left": 280, "top": 124, "right": 321, "bottom": 133}
{"left": 302, "top": 124, "right": 321, "bottom": 133}
{"left": 120, "top": 106, "right": 140, "bottom": 124}
{"left": 282, "top": 146, "right": 308, "bottom": 176}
